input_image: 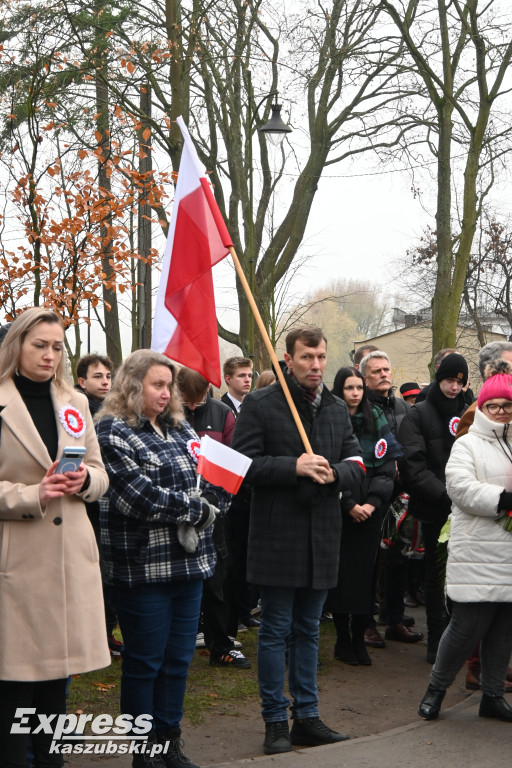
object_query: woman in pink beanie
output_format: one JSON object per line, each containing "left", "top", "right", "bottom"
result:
{"left": 418, "top": 361, "right": 512, "bottom": 723}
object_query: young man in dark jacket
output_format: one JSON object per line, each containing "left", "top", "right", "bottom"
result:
{"left": 75, "top": 353, "right": 120, "bottom": 656}
{"left": 398, "top": 353, "right": 469, "bottom": 663}
{"left": 220, "top": 356, "right": 260, "bottom": 631}
{"left": 232, "top": 327, "right": 365, "bottom": 755}
{"left": 177, "top": 367, "right": 251, "bottom": 670}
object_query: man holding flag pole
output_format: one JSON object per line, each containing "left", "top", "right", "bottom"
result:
{"left": 151, "top": 118, "right": 363, "bottom": 757}
{"left": 232, "top": 327, "right": 365, "bottom": 755}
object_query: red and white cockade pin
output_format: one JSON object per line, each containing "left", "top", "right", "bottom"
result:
{"left": 59, "top": 405, "right": 86, "bottom": 438}
{"left": 449, "top": 417, "right": 460, "bottom": 437}
{"left": 375, "top": 438, "right": 388, "bottom": 459}
{"left": 187, "top": 439, "right": 201, "bottom": 463}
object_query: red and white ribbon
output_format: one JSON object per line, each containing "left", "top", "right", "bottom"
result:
{"left": 59, "top": 405, "right": 86, "bottom": 438}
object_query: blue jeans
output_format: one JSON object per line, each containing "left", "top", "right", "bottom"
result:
{"left": 112, "top": 580, "right": 203, "bottom": 732}
{"left": 258, "top": 586, "right": 327, "bottom": 723}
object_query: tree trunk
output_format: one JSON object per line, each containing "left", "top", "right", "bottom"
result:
{"left": 94, "top": 0, "right": 122, "bottom": 366}
{"left": 136, "top": 84, "right": 153, "bottom": 350}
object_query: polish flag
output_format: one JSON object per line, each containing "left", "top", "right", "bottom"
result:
{"left": 152, "top": 116, "right": 232, "bottom": 387}
{"left": 197, "top": 434, "right": 252, "bottom": 495}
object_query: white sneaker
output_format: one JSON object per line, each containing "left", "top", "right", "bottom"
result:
{"left": 196, "top": 632, "right": 206, "bottom": 648}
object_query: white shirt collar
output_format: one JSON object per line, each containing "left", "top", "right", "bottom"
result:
{"left": 226, "top": 392, "right": 243, "bottom": 412}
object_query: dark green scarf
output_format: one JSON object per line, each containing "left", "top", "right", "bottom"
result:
{"left": 351, "top": 405, "right": 403, "bottom": 468}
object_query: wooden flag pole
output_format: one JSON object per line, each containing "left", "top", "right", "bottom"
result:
{"left": 228, "top": 245, "right": 313, "bottom": 455}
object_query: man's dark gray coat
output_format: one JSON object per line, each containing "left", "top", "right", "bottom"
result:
{"left": 231, "top": 377, "right": 364, "bottom": 590}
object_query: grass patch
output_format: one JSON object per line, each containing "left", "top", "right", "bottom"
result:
{"left": 67, "top": 621, "right": 337, "bottom": 725}
{"left": 67, "top": 660, "right": 123, "bottom": 720}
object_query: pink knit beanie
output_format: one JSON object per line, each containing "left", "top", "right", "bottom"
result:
{"left": 477, "top": 373, "right": 512, "bottom": 409}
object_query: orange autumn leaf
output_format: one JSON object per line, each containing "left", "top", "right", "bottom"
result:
{"left": 92, "top": 683, "right": 116, "bottom": 692}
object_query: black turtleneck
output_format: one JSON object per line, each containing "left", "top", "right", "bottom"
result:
{"left": 14, "top": 373, "right": 58, "bottom": 460}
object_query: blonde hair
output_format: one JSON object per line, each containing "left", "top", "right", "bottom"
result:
{"left": 96, "top": 349, "right": 184, "bottom": 428}
{"left": 255, "top": 369, "right": 276, "bottom": 389}
{"left": 0, "top": 307, "right": 70, "bottom": 390}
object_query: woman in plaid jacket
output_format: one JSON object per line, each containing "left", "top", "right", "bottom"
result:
{"left": 96, "top": 350, "right": 229, "bottom": 768}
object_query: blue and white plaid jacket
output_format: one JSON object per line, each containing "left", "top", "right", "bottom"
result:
{"left": 96, "top": 415, "right": 229, "bottom": 587}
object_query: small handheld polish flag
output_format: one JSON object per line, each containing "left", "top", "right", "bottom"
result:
{"left": 197, "top": 434, "right": 252, "bottom": 494}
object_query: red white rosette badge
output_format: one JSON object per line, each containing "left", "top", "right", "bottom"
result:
{"left": 375, "top": 438, "right": 388, "bottom": 459}
{"left": 449, "top": 417, "right": 460, "bottom": 437}
{"left": 187, "top": 439, "right": 201, "bottom": 463}
{"left": 59, "top": 406, "right": 86, "bottom": 438}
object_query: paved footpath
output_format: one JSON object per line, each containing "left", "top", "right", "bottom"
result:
{"left": 211, "top": 694, "right": 509, "bottom": 768}
{"left": 68, "top": 693, "right": 511, "bottom": 768}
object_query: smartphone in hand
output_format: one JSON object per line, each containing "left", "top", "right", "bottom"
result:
{"left": 55, "top": 446, "right": 86, "bottom": 474}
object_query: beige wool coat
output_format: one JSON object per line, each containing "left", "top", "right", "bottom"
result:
{"left": 0, "top": 378, "right": 111, "bottom": 681}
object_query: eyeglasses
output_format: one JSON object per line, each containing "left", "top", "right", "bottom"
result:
{"left": 484, "top": 402, "right": 512, "bottom": 415}
{"left": 182, "top": 397, "right": 207, "bottom": 408}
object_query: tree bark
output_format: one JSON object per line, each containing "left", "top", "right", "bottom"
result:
{"left": 94, "top": 0, "right": 122, "bottom": 366}
{"left": 136, "top": 83, "right": 153, "bottom": 350}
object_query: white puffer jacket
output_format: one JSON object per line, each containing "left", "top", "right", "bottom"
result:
{"left": 445, "top": 407, "right": 512, "bottom": 602}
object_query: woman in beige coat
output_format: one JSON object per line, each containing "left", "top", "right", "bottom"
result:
{"left": 0, "top": 308, "right": 110, "bottom": 767}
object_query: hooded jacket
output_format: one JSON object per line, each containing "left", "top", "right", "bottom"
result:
{"left": 445, "top": 407, "right": 512, "bottom": 602}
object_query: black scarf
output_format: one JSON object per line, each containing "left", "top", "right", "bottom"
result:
{"left": 426, "top": 381, "right": 466, "bottom": 451}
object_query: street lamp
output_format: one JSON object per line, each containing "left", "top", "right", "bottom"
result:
{"left": 247, "top": 81, "right": 292, "bottom": 362}
{"left": 259, "top": 97, "right": 293, "bottom": 145}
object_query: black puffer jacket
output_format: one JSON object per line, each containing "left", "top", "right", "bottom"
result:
{"left": 397, "top": 386, "right": 467, "bottom": 524}
{"left": 184, "top": 394, "right": 235, "bottom": 446}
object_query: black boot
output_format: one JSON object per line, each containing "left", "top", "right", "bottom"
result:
{"left": 351, "top": 615, "right": 371, "bottom": 666}
{"left": 263, "top": 720, "right": 291, "bottom": 754}
{"left": 132, "top": 731, "right": 166, "bottom": 768}
{"left": 479, "top": 694, "right": 512, "bottom": 722}
{"left": 334, "top": 636, "right": 358, "bottom": 665}
{"left": 351, "top": 635, "right": 371, "bottom": 666}
{"left": 158, "top": 727, "right": 200, "bottom": 768}
{"left": 418, "top": 684, "right": 446, "bottom": 720}
{"left": 290, "top": 717, "right": 349, "bottom": 746}
{"left": 333, "top": 612, "right": 358, "bottom": 664}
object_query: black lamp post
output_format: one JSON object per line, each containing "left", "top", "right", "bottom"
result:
{"left": 247, "top": 81, "right": 292, "bottom": 360}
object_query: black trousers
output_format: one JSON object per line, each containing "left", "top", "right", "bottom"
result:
{"left": 422, "top": 520, "right": 449, "bottom": 648}
{"left": 203, "top": 516, "right": 238, "bottom": 656}
{"left": 228, "top": 496, "right": 255, "bottom": 623}
{"left": 0, "top": 678, "right": 67, "bottom": 768}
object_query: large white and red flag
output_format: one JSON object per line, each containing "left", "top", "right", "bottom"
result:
{"left": 152, "top": 116, "right": 232, "bottom": 387}
{"left": 197, "top": 435, "right": 252, "bottom": 495}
